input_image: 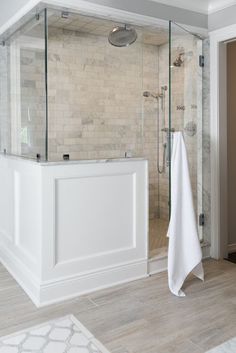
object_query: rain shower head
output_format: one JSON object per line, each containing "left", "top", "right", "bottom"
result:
{"left": 108, "top": 25, "right": 137, "bottom": 47}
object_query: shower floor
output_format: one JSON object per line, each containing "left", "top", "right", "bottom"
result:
{"left": 149, "top": 218, "right": 169, "bottom": 258}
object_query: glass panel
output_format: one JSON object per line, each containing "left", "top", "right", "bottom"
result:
{"left": 46, "top": 10, "right": 143, "bottom": 161}
{"left": 170, "top": 22, "right": 203, "bottom": 241}
{"left": 0, "top": 11, "right": 47, "bottom": 160}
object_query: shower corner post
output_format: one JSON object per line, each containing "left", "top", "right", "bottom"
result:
{"left": 168, "top": 20, "right": 172, "bottom": 219}
{"left": 44, "top": 8, "right": 49, "bottom": 162}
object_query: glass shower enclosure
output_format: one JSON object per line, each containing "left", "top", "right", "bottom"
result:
{"left": 0, "top": 8, "right": 205, "bottom": 257}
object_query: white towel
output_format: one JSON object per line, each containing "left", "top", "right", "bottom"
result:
{"left": 167, "top": 132, "right": 204, "bottom": 297}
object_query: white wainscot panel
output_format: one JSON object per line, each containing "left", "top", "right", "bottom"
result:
{"left": 55, "top": 173, "right": 136, "bottom": 264}
{"left": 0, "top": 157, "right": 148, "bottom": 306}
{"left": 0, "top": 161, "right": 14, "bottom": 242}
{"left": 15, "top": 171, "right": 41, "bottom": 262}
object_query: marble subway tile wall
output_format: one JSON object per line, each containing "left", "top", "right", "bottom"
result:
{"left": 47, "top": 28, "right": 143, "bottom": 161}
{"left": 20, "top": 48, "right": 46, "bottom": 159}
{"left": 159, "top": 34, "right": 212, "bottom": 242}
{"left": 158, "top": 35, "right": 202, "bottom": 222}
{"left": 142, "top": 43, "right": 160, "bottom": 219}
{"left": 48, "top": 27, "right": 166, "bottom": 219}
{"left": 0, "top": 44, "right": 46, "bottom": 159}
{"left": 158, "top": 43, "right": 170, "bottom": 220}
{"left": 171, "top": 36, "right": 203, "bottom": 237}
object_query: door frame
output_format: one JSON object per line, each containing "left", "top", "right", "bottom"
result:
{"left": 209, "top": 24, "right": 236, "bottom": 259}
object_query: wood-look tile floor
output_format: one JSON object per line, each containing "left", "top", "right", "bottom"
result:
{"left": 0, "top": 260, "right": 236, "bottom": 353}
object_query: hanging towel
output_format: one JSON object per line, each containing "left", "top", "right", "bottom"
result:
{"left": 167, "top": 131, "right": 204, "bottom": 297}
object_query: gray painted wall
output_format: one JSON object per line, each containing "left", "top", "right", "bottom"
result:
{"left": 83, "top": 0, "right": 208, "bottom": 28}
{"left": 0, "top": 0, "right": 208, "bottom": 30}
{"left": 209, "top": 5, "right": 236, "bottom": 31}
{"left": 0, "top": 0, "right": 33, "bottom": 28}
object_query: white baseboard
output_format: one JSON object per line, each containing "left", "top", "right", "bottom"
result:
{"left": 39, "top": 260, "right": 148, "bottom": 307}
{"left": 148, "top": 242, "right": 211, "bottom": 276}
{"left": 0, "top": 240, "right": 213, "bottom": 308}
{"left": 202, "top": 242, "right": 211, "bottom": 259}
{"left": 0, "top": 243, "right": 148, "bottom": 307}
{"left": 0, "top": 243, "right": 40, "bottom": 306}
{"left": 148, "top": 255, "right": 168, "bottom": 275}
{"left": 228, "top": 243, "right": 236, "bottom": 254}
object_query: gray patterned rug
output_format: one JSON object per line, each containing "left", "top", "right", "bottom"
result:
{"left": 206, "top": 337, "right": 236, "bottom": 352}
{"left": 0, "top": 315, "right": 110, "bottom": 353}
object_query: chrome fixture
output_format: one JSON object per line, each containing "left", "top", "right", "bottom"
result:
{"left": 173, "top": 50, "right": 194, "bottom": 67}
{"left": 161, "top": 85, "right": 168, "bottom": 91}
{"left": 158, "top": 142, "right": 167, "bottom": 174}
{"left": 184, "top": 121, "right": 197, "bottom": 136}
{"left": 173, "top": 52, "right": 184, "bottom": 67}
{"left": 143, "top": 91, "right": 160, "bottom": 99}
{"left": 143, "top": 91, "right": 165, "bottom": 100}
{"left": 143, "top": 87, "right": 170, "bottom": 174}
{"left": 61, "top": 11, "right": 69, "bottom": 19}
{"left": 160, "top": 85, "right": 168, "bottom": 111}
{"left": 161, "top": 128, "right": 175, "bottom": 168}
{"left": 158, "top": 87, "right": 168, "bottom": 173}
{"left": 143, "top": 87, "right": 167, "bottom": 104}
{"left": 161, "top": 127, "right": 175, "bottom": 133}
{"left": 108, "top": 25, "right": 137, "bottom": 47}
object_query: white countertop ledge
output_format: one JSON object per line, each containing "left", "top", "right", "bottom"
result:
{"left": 0, "top": 154, "right": 146, "bottom": 166}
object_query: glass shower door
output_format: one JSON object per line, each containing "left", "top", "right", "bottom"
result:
{"left": 169, "top": 22, "right": 203, "bottom": 241}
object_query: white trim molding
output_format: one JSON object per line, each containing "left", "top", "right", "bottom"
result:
{"left": 103, "top": 0, "right": 236, "bottom": 15}
{"left": 1, "top": 244, "right": 148, "bottom": 307}
{"left": 210, "top": 24, "right": 236, "bottom": 259}
{"left": 208, "top": 0, "right": 236, "bottom": 14}
{"left": 148, "top": 255, "right": 168, "bottom": 275}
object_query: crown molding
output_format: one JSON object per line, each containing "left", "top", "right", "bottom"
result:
{"left": 149, "top": 0, "right": 208, "bottom": 14}
{"left": 208, "top": 0, "right": 236, "bottom": 14}
{"left": 149, "top": 0, "right": 236, "bottom": 15}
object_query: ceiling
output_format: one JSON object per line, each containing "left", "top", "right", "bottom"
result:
{"left": 150, "top": 0, "right": 236, "bottom": 14}
{"left": 47, "top": 11, "right": 169, "bottom": 46}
